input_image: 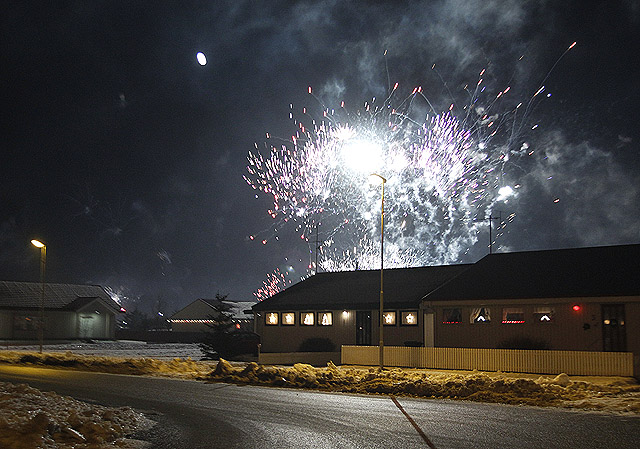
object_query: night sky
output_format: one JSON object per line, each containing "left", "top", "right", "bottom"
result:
{"left": 2, "top": 1, "right": 639, "bottom": 315}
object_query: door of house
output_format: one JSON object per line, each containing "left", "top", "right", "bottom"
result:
{"left": 356, "top": 311, "right": 371, "bottom": 345}
{"left": 79, "top": 315, "right": 94, "bottom": 339}
{"left": 423, "top": 312, "right": 434, "bottom": 347}
{"left": 602, "top": 304, "right": 626, "bottom": 352}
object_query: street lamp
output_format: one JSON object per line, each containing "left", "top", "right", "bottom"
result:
{"left": 370, "top": 173, "right": 386, "bottom": 369}
{"left": 31, "top": 239, "right": 46, "bottom": 353}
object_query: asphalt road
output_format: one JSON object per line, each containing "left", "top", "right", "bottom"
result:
{"left": 1, "top": 365, "right": 638, "bottom": 448}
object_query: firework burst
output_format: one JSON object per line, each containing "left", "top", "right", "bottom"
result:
{"left": 246, "top": 44, "right": 576, "bottom": 294}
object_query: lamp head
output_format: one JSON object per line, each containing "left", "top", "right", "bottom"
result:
{"left": 31, "top": 239, "right": 45, "bottom": 248}
{"left": 370, "top": 173, "right": 387, "bottom": 183}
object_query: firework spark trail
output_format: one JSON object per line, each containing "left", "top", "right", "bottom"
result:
{"left": 253, "top": 268, "right": 294, "bottom": 301}
{"left": 247, "top": 45, "right": 577, "bottom": 296}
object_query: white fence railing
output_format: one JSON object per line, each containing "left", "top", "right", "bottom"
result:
{"left": 341, "top": 345, "right": 634, "bottom": 376}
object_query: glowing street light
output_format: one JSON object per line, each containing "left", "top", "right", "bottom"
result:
{"left": 370, "top": 173, "right": 386, "bottom": 369}
{"left": 30, "top": 239, "right": 46, "bottom": 353}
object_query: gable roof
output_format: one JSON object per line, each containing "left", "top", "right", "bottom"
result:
{"left": 423, "top": 244, "right": 640, "bottom": 302}
{"left": 253, "top": 264, "right": 472, "bottom": 311}
{"left": 0, "top": 281, "right": 120, "bottom": 312}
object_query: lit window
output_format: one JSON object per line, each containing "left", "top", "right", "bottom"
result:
{"left": 533, "top": 307, "right": 555, "bottom": 323}
{"left": 301, "top": 312, "right": 315, "bottom": 326}
{"left": 265, "top": 312, "right": 279, "bottom": 326}
{"left": 470, "top": 307, "right": 491, "bottom": 324}
{"left": 442, "top": 308, "right": 462, "bottom": 324}
{"left": 502, "top": 308, "right": 525, "bottom": 324}
{"left": 282, "top": 312, "right": 295, "bottom": 326}
{"left": 401, "top": 311, "right": 418, "bottom": 326}
{"left": 318, "top": 312, "right": 333, "bottom": 326}
{"left": 382, "top": 311, "right": 396, "bottom": 326}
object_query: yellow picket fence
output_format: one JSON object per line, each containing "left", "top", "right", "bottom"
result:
{"left": 341, "top": 345, "right": 634, "bottom": 376}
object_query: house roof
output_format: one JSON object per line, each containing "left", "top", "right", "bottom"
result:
{"left": 252, "top": 264, "right": 472, "bottom": 311}
{"left": 0, "top": 281, "right": 120, "bottom": 312}
{"left": 201, "top": 299, "right": 256, "bottom": 320}
{"left": 171, "top": 298, "right": 257, "bottom": 320}
{"left": 423, "top": 244, "right": 640, "bottom": 302}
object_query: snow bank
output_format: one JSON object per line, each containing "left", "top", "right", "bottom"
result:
{"left": 0, "top": 381, "right": 153, "bottom": 449}
{"left": 206, "top": 360, "right": 640, "bottom": 414}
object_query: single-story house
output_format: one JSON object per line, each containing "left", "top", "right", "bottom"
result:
{"left": 0, "top": 281, "right": 124, "bottom": 340}
{"left": 252, "top": 244, "right": 639, "bottom": 373}
{"left": 252, "top": 264, "right": 470, "bottom": 352}
{"left": 422, "top": 244, "right": 639, "bottom": 369}
{"left": 170, "top": 298, "right": 256, "bottom": 333}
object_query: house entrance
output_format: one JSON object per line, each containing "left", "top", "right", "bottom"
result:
{"left": 423, "top": 312, "right": 434, "bottom": 347}
{"left": 356, "top": 311, "right": 371, "bottom": 345}
{"left": 602, "top": 304, "right": 627, "bottom": 352}
{"left": 79, "top": 315, "right": 94, "bottom": 339}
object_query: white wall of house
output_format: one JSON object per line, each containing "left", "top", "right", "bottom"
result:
{"left": 0, "top": 300, "right": 116, "bottom": 340}
{"left": 75, "top": 299, "right": 115, "bottom": 339}
{"left": 0, "top": 312, "right": 14, "bottom": 339}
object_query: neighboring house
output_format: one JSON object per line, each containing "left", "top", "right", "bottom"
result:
{"left": 0, "top": 281, "right": 124, "bottom": 340}
{"left": 252, "top": 244, "right": 640, "bottom": 373}
{"left": 252, "top": 264, "right": 470, "bottom": 353}
{"left": 170, "top": 298, "right": 256, "bottom": 333}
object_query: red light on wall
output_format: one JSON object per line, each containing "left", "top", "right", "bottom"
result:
{"left": 572, "top": 304, "right": 582, "bottom": 312}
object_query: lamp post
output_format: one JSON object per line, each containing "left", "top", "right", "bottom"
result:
{"left": 30, "top": 239, "right": 46, "bottom": 353}
{"left": 370, "top": 173, "right": 386, "bottom": 369}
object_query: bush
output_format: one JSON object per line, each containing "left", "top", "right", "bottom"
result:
{"left": 200, "top": 331, "right": 261, "bottom": 360}
{"left": 497, "top": 336, "right": 551, "bottom": 350}
{"left": 298, "top": 337, "right": 336, "bottom": 352}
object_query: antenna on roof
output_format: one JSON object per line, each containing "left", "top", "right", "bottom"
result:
{"left": 486, "top": 212, "right": 502, "bottom": 254}
{"left": 315, "top": 221, "right": 321, "bottom": 274}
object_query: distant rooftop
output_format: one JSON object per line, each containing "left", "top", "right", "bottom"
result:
{"left": 179, "top": 298, "right": 257, "bottom": 320}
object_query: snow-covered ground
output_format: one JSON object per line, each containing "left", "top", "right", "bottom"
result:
{"left": 0, "top": 341, "right": 208, "bottom": 448}
{"left": 0, "top": 381, "right": 153, "bottom": 449}
{"left": 1, "top": 341, "right": 639, "bottom": 447}
{"left": 1, "top": 340, "right": 205, "bottom": 360}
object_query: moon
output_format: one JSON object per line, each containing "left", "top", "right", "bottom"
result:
{"left": 196, "top": 52, "right": 207, "bottom": 66}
